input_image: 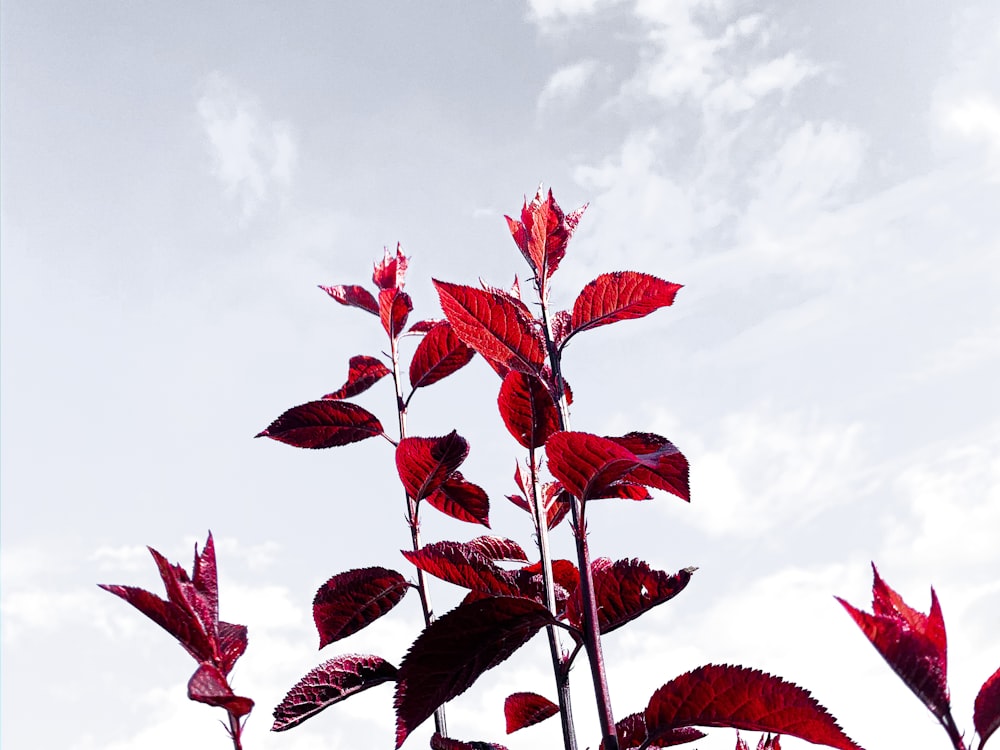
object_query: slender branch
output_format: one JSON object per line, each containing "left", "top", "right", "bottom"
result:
{"left": 390, "top": 335, "right": 448, "bottom": 738}
{"left": 539, "top": 288, "right": 619, "bottom": 750}
{"left": 226, "top": 712, "right": 243, "bottom": 750}
{"left": 527, "top": 449, "right": 579, "bottom": 750}
{"left": 939, "top": 709, "right": 967, "bottom": 750}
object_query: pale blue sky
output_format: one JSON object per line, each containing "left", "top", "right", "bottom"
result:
{"left": 3, "top": 2, "right": 999, "bottom": 749}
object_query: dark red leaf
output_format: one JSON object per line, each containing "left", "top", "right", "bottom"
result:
{"left": 401, "top": 541, "right": 521, "bottom": 597}
{"left": 426, "top": 473, "right": 491, "bottom": 527}
{"left": 433, "top": 280, "right": 545, "bottom": 376}
{"left": 603, "top": 711, "right": 706, "bottom": 749}
{"left": 373, "top": 243, "right": 409, "bottom": 291}
{"left": 313, "top": 567, "right": 411, "bottom": 649}
{"left": 272, "top": 654, "right": 397, "bottom": 731}
{"left": 430, "top": 732, "right": 510, "bottom": 750}
{"left": 466, "top": 536, "right": 528, "bottom": 563}
{"left": 505, "top": 187, "right": 585, "bottom": 282}
{"left": 394, "top": 597, "right": 555, "bottom": 747}
{"left": 541, "top": 482, "right": 572, "bottom": 529}
{"left": 395, "top": 432, "right": 469, "bottom": 501}
{"left": 498, "top": 372, "right": 559, "bottom": 451}
{"left": 217, "top": 622, "right": 248, "bottom": 675}
{"left": 323, "top": 355, "right": 391, "bottom": 400}
{"left": 409, "top": 321, "right": 476, "bottom": 389}
{"left": 644, "top": 664, "right": 863, "bottom": 750}
{"left": 99, "top": 584, "right": 215, "bottom": 663}
{"left": 406, "top": 319, "right": 440, "bottom": 334}
{"left": 836, "top": 564, "right": 950, "bottom": 722}
{"left": 256, "top": 400, "right": 383, "bottom": 449}
{"left": 566, "top": 558, "right": 693, "bottom": 633}
{"left": 566, "top": 272, "right": 681, "bottom": 343}
{"left": 975, "top": 666, "right": 1000, "bottom": 750}
{"left": 191, "top": 534, "right": 219, "bottom": 630}
{"left": 320, "top": 284, "right": 379, "bottom": 315}
{"left": 593, "top": 482, "right": 653, "bottom": 501}
{"left": 504, "top": 692, "right": 559, "bottom": 733}
{"left": 188, "top": 662, "right": 254, "bottom": 718}
{"left": 379, "top": 289, "right": 413, "bottom": 339}
{"left": 547, "top": 431, "right": 689, "bottom": 502}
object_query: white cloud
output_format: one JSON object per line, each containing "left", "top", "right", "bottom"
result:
{"left": 538, "top": 59, "right": 600, "bottom": 109}
{"left": 197, "top": 72, "right": 297, "bottom": 222}
{"left": 527, "top": 0, "right": 621, "bottom": 23}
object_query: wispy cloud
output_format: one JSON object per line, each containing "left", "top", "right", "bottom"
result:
{"left": 197, "top": 72, "right": 297, "bottom": 222}
{"left": 538, "top": 59, "right": 600, "bottom": 109}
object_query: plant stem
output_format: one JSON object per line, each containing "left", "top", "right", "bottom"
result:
{"left": 390, "top": 335, "right": 448, "bottom": 738}
{"left": 539, "top": 286, "right": 619, "bottom": 750}
{"left": 227, "top": 712, "right": 243, "bottom": 750}
{"left": 940, "top": 709, "right": 967, "bottom": 750}
{"left": 527, "top": 449, "right": 579, "bottom": 750}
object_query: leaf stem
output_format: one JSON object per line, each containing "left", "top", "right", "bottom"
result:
{"left": 527, "top": 449, "right": 579, "bottom": 750}
{"left": 539, "top": 283, "right": 619, "bottom": 750}
{"left": 227, "top": 712, "right": 244, "bottom": 750}
{"left": 940, "top": 709, "right": 967, "bottom": 750}
{"left": 390, "top": 334, "right": 449, "bottom": 739}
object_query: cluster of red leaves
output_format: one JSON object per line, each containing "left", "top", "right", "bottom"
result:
{"left": 838, "top": 565, "right": 1000, "bottom": 750}
{"left": 99, "top": 534, "right": 253, "bottom": 730}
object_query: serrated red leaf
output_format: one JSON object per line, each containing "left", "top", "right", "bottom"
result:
{"left": 498, "top": 372, "right": 559, "bottom": 451}
{"left": 433, "top": 280, "right": 545, "bottom": 376}
{"left": 547, "top": 431, "right": 689, "bottom": 502}
{"left": 644, "top": 664, "right": 863, "bottom": 750}
{"left": 406, "top": 318, "right": 439, "bottom": 334}
{"left": 409, "top": 321, "right": 476, "bottom": 389}
{"left": 217, "top": 621, "right": 248, "bottom": 675}
{"left": 188, "top": 662, "right": 254, "bottom": 718}
{"left": 466, "top": 536, "right": 528, "bottom": 563}
{"left": 402, "top": 541, "right": 521, "bottom": 597}
{"left": 394, "top": 597, "right": 555, "bottom": 747}
{"left": 323, "top": 355, "right": 391, "bottom": 400}
{"left": 566, "top": 558, "right": 693, "bottom": 633}
{"left": 426, "top": 473, "right": 491, "bottom": 526}
{"left": 505, "top": 187, "right": 585, "bottom": 282}
{"left": 379, "top": 289, "right": 413, "bottom": 339}
{"left": 320, "top": 284, "right": 379, "bottom": 315}
{"left": 567, "top": 272, "right": 681, "bottom": 343}
{"left": 257, "top": 400, "right": 384, "bottom": 449}
{"left": 313, "top": 567, "right": 411, "bottom": 649}
{"left": 603, "top": 711, "right": 706, "bottom": 749}
{"left": 975, "top": 666, "right": 1000, "bottom": 750}
{"left": 374, "top": 244, "right": 409, "bottom": 290}
{"left": 396, "top": 432, "right": 469, "bottom": 502}
{"left": 504, "top": 692, "right": 559, "bottom": 733}
{"left": 430, "top": 732, "right": 510, "bottom": 750}
{"left": 836, "top": 564, "right": 950, "bottom": 722}
{"left": 272, "top": 654, "right": 398, "bottom": 731}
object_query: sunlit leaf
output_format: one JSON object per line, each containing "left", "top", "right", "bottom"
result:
{"left": 409, "top": 321, "right": 476, "bottom": 389}
{"left": 505, "top": 187, "right": 585, "bottom": 282}
{"left": 395, "top": 431, "right": 469, "bottom": 501}
{"left": 504, "top": 692, "right": 559, "bottom": 733}
{"left": 566, "top": 272, "right": 681, "bottom": 344}
{"left": 426, "top": 473, "right": 491, "bottom": 527}
{"left": 975, "top": 666, "right": 1000, "bottom": 750}
{"left": 373, "top": 243, "right": 409, "bottom": 290}
{"left": 498, "top": 372, "right": 559, "bottom": 451}
{"left": 380, "top": 289, "right": 413, "bottom": 339}
{"left": 257, "top": 401, "right": 383, "bottom": 449}
{"left": 323, "top": 355, "right": 391, "bottom": 400}
{"left": 188, "top": 662, "right": 254, "bottom": 718}
{"left": 320, "top": 284, "right": 379, "bottom": 315}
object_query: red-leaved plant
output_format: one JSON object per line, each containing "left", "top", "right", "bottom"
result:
{"left": 100, "top": 186, "right": 1000, "bottom": 750}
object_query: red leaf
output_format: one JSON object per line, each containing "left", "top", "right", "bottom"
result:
{"left": 272, "top": 654, "right": 398, "bottom": 731}
{"left": 395, "top": 431, "right": 469, "bottom": 501}
{"left": 433, "top": 280, "right": 545, "bottom": 376}
{"left": 567, "top": 272, "right": 682, "bottom": 343}
{"left": 426, "top": 473, "right": 491, "bottom": 526}
{"left": 541, "top": 482, "right": 572, "bottom": 529}
{"left": 607, "top": 432, "right": 690, "bottom": 501}
{"left": 323, "top": 355, "right": 391, "bottom": 400}
{"left": 566, "top": 558, "right": 694, "bottom": 633}
{"left": 836, "top": 564, "right": 950, "bottom": 722}
{"left": 546, "top": 431, "right": 689, "bottom": 502}
{"left": 406, "top": 318, "right": 439, "bottom": 334}
{"left": 402, "top": 541, "right": 521, "bottom": 597}
{"left": 975, "top": 666, "right": 1000, "bottom": 750}
{"left": 394, "top": 597, "right": 555, "bottom": 747}
{"left": 257, "top": 400, "right": 383, "bottom": 449}
{"left": 373, "top": 243, "right": 409, "bottom": 290}
{"left": 644, "top": 664, "right": 863, "bottom": 750}
{"left": 550, "top": 309, "right": 573, "bottom": 349}
{"left": 320, "top": 284, "right": 379, "bottom": 315}
{"left": 380, "top": 289, "right": 413, "bottom": 339}
{"left": 313, "top": 567, "right": 411, "bottom": 649}
{"left": 188, "top": 662, "right": 254, "bottom": 718}
{"left": 466, "top": 535, "right": 528, "bottom": 563}
{"left": 217, "top": 622, "right": 248, "bottom": 675}
{"left": 430, "top": 733, "right": 510, "bottom": 750}
{"left": 409, "top": 321, "right": 476, "bottom": 389}
{"left": 504, "top": 692, "right": 559, "bottom": 733}
{"left": 498, "top": 372, "right": 559, "bottom": 451}
{"left": 505, "top": 187, "right": 585, "bottom": 282}
{"left": 603, "top": 711, "right": 705, "bottom": 749}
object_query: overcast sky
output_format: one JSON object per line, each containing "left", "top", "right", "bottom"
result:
{"left": 2, "top": 2, "right": 999, "bottom": 749}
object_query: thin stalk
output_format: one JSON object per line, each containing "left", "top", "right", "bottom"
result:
{"left": 390, "top": 335, "right": 448, "bottom": 738}
{"left": 227, "top": 712, "right": 244, "bottom": 750}
{"left": 940, "top": 710, "right": 967, "bottom": 750}
{"left": 539, "top": 289, "right": 619, "bottom": 750}
{"left": 527, "top": 448, "right": 578, "bottom": 750}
